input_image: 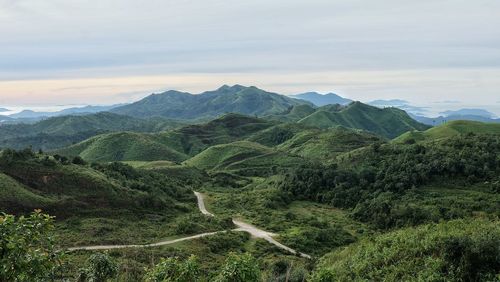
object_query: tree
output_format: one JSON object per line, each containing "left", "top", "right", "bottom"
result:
{"left": 214, "top": 252, "right": 260, "bottom": 282}
{"left": 144, "top": 255, "right": 200, "bottom": 282}
{"left": 0, "top": 210, "right": 62, "bottom": 281}
{"left": 77, "top": 253, "right": 118, "bottom": 282}
{"left": 72, "top": 156, "right": 87, "bottom": 165}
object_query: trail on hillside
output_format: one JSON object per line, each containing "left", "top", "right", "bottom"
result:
{"left": 69, "top": 191, "right": 311, "bottom": 258}
{"left": 194, "top": 192, "right": 311, "bottom": 258}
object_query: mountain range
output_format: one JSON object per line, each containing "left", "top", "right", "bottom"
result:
{"left": 288, "top": 92, "right": 352, "bottom": 106}
{"left": 111, "top": 85, "right": 310, "bottom": 119}
{"left": 7, "top": 104, "right": 126, "bottom": 120}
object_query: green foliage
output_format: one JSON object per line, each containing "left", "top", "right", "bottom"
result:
{"left": 144, "top": 255, "right": 200, "bottom": 282}
{"left": 77, "top": 252, "right": 118, "bottom": 282}
{"left": 200, "top": 231, "right": 250, "bottom": 253}
{"left": 214, "top": 252, "right": 261, "bottom": 282}
{"left": 297, "top": 102, "right": 429, "bottom": 138}
{"left": 279, "top": 134, "right": 500, "bottom": 228}
{"left": 310, "top": 219, "right": 500, "bottom": 282}
{"left": 0, "top": 210, "right": 62, "bottom": 282}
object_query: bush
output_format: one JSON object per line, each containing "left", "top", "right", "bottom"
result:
{"left": 144, "top": 255, "right": 200, "bottom": 282}
{"left": 311, "top": 219, "right": 500, "bottom": 281}
{"left": 0, "top": 210, "right": 62, "bottom": 281}
{"left": 214, "top": 252, "right": 261, "bottom": 282}
{"left": 77, "top": 252, "right": 118, "bottom": 282}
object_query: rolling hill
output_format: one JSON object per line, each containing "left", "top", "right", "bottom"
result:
{"left": 297, "top": 102, "right": 429, "bottom": 138}
{"left": 54, "top": 114, "right": 276, "bottom": 162}
{"left": 184, "top": 140, "right": 307, "bottom": 176}
{"left": 277, "top": 127, "right": 383, "bottom": 161}
{"left": 0, "top": 112, "right": 186, "bottom": 151}
{"left": 394, "top": 120, "right": 500, "bottom": 143}
{"left": 111, "top": 85, "right": 310, "bottom": 119}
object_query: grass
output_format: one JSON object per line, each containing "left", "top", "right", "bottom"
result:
{"left": 201, "top": 177, "right": 371, "bottom": 256}
{"left": 297, "top": 102, "right": 429, "bottom": 138}
{"left": 393, "top": 120, "right": 500, "bottom": 143}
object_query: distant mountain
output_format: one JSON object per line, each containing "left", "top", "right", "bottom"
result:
{"left": 412, "top": 114, "right": 500, "bottom": 126}
{"left": 0, "top": 112, "right": 186, "bottom": 150}
{"left": 111, "top": 85, "right": 310, "bottom": 119}
{"left": 289, "top": 102, "right": 429, "bottom": 138}
{"left": 289, "top": 92, "right": 352, "bottom": 106}
{"left": 0, "top": 115, "right": 13, "bottom": 123}
{"left": 0, "top": 108, "right": 9, "bottom": 112}
{"left": 8, "top": 104, "right": 125, "bottom": 119}
{"left": 439, "top": 108, "right": 496, "bottom": 118}
{"left": 369, "top": 99, "right": 428, "bottom": 116}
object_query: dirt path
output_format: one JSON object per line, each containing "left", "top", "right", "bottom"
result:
{"left": 68, "top": 191, "right": 311, "bottom": 259}
{"left": 194, "top": 192, "right": 311, "bottom": 259}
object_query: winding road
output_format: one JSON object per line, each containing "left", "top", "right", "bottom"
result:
{"left": 68, "top": 191, "right": 311, "bottom": 259}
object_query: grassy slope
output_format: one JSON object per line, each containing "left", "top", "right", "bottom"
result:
{"left": 184, "top": 141, "right": 273, "bottom": 170}
{"left": 0, "top": 112, "right": 186, "bottom": 150}
{"left": 54, "top": 114, "right": 275, "bottom": 162}
{"left": 394, "top": 120, "right": 500, "bottom": 143}
{"left": 54, "top": 132, "right": 188, "bottom": 162}
{"left": 298, "top": 102, "right": 429, "bottom": 138}
{"left": 277, "top": 127, "right": 383, "bottom": 161}
{"left": 313, "top": 218, "right": 500, "bottom": 281}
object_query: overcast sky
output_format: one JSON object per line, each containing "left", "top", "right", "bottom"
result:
{"left": 1, "top": 0, "right": 500, "bottom": 115}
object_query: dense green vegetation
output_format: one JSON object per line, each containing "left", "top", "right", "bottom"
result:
{"left": 311, "top": 219, "right": 500, "bottom": 281}
{"left": 279, "top": 133, "right": 500, "bottom": 229}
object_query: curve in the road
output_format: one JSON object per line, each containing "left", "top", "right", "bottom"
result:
{"left": 194, "top": 192, "right": 311, "bottom": 259}
{"left": 68, "top": 191, "right": 311, "bottom": 259}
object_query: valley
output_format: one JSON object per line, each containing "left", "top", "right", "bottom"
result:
{"left": 1, "top": 86, "right": 499, "bottom": 281}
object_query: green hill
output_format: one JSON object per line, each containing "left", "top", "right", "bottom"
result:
{"left": 312, "top": 219, "right": 500, "bottom": 281}
{"left": 297, "top": 102, "right": 429, "bottom": 138}
{"left": 54, "top": 114, "right": 275, "bottom": 162}
{"left": 247, "top": 123, "right": 313, "bottom": 147}
{"left": 0, "top": 112, "right": 185, "bottom": 150}
{"left": 265, "top": 104, "right": 317, "bottom": 122}
{"left": 277, "top": 126, "right": 383, "bottom": 161}
{"left": 0, "top": 149, "right": 193, "bottom": 218}
{"left": 394, "top": 120, "right": 500, "bottom": 143}
{"left": 53, "top": 132, "right": 188, "bottom": 162}
{"left": 184, "top": 141, "right": 307, "bottom": 176}
{"left": 184, "top": 141, "right": 273, "bottom": 170}
{"left": 111, "top": 85, "right": 311, "bottom": 119}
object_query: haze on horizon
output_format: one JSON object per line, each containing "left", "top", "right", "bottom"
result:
{"left": 1, "top": 0, "right": 500, "bottom": 115}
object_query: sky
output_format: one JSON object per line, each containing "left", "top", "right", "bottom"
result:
{"left": 1, "top": 0, "right": 500, "bottom": 116}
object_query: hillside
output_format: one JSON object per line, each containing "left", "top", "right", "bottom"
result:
{"left": 184, "top": 141, "right": 307, "bottom": 176}
{"left": 54, "top": 114, "right": 275, "bottom": 162}
{"left": 53, "top": 132, "right": 188, "bottom": 162}
{"left": 312, "top": 219, "right": 500, "bottom": 281}
{"left": 277, "top": 127, "right": 383, "bottom": 161}
{"left": 297, "top": 102, "right": 429, "bottom": 138}
{"left": 289, "top": 92, "right": 352, "bottom": 106}
{"left": 394, "top": 120, "right": 500, "bottom": 143}
{"left": 111, "top": 85, "right": 310, "bottom": 119}
{"left": 0, "top": 112, "right": 186, "bottom": 150}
